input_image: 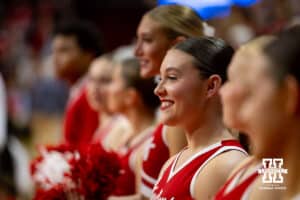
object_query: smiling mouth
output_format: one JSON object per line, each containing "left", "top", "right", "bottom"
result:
{"left": 139, "top": 60, "right": 149, "bottom": 67}
{"left": 160, "top": 101, "right": 174, "bottom": 110}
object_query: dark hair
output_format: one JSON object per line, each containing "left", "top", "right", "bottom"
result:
{"left": 120, "top": 58, "right": 160, "bottom": 112}
{"left": 264, "top": 25, "right": 300, "bottom": 83}
{"left": 238, "top": 132, "right": 250, "bottom": 154}
{"left": 173, "top": 37, "right": 234, "bottom": 83}
{"left": 54, "top": 20, "right": 104, "bottom": 57}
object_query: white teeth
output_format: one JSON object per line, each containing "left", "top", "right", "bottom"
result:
{"left": 140, "top": 60, "right": 147, "bottom": 66}
{"left": 162, "top": 101, "right": 172, "bottom": 108}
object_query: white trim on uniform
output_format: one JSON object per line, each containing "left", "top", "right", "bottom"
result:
{"left": 141, "top": 169, "right": 157, "bottom": 185}
{"left": 168, "top": 142, "right": 222, "bottom": 182}
{"left": 140, "top": 182, "right": 154, "bottom": 198}
{"left": 190, "top": 145, "right": 247, "bottom": 198}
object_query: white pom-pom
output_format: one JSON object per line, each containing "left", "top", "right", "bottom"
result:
{"left": 33, "top": 150, "right": 74, "bottom": 189}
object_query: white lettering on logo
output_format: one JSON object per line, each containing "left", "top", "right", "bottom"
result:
{"left": 258, "top": 158, "right": 288, "bottom": 184}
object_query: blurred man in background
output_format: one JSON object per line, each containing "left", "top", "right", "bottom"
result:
{"left": 52, "top": 20, "right": 104, "bottom": 149}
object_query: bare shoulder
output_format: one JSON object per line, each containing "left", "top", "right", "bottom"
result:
{"left": 193, "top": 150, "right": 247, "bottom": 200}
{"left": 212, "top": 151, "right": 249, "bottom": 177}
{"left": 228, "top": 156, "right": 255, "bottom": 176}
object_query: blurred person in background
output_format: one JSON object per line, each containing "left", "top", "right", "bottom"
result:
{"left": 215, "top": 36, "right": 275, "bottom": 200}
{"left": 107, "top": 58, "right": 159, "bottom": 198}
{"left": 217, "top": 25, "right": 300, "bottom": 199}
{"left": 0, "top": 73, "right": 33, "bottom": 199}
{"left": 52, "top": 20, "right": 104, "bottom": 149}
{"left": 256, "top": 26, "right": 300, "bottom": 200}
{"left": 0, "top": 73, "right": 12, "bottom": 199}
{"left": 86, "top": 54, "right": 131, "bottom": 151}
{"left": 215, "top": 32, "right": 292, "bottom": 200}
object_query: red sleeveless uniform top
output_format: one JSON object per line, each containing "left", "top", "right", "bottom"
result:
{"left": 214, "top": 160, "right": 260, "bottom": 200}
{"left": 63, "top": 84, "right": 99, "bottom": 149}
{"left": 152, "top": 140, "right": 247, "bottom": 200}
{"left": 113, "top": 128, "right": 153, "bottom": 196}
{"left": 141, "top": 124, "right": 169, "bottom": 197}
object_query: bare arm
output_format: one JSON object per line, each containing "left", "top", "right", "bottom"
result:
{"left": 194, "top": 150, "right": 247, "bottom": 200}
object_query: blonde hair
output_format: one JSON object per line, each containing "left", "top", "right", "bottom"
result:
{"left": 146, "top": 5, "right": 205, "bottom": 39}
{"left": 238, "top": 36, "right": 276, "bottom": 56}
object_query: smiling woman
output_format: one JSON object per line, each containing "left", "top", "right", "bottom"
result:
{"left": 155, "top": 37, "right": 231, "bottom": 129}
{"left": 152, "top": 37, "right": 247, "bottom": 200}
{"left": 155, "top": 49, "right": 208, "bottom": 127}
{"left": 135, "top": 5, "right": 205, "bottom": 79}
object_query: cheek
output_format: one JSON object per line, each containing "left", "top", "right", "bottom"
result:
{"left": 221, "top": 85, "right": 237, "bottom": 111}
{"left": 101, "top": 86, "right": 109, "bottom": 98}
{"left": 166, "top": 83, "right": 183, "bottom": 99}
{"left": 110, "top": 86, "right": 121, "bottom": 98}
{"left": 108, "top": 86, "right": 117, "bottom": 102}
{"left": 239, "top": 99, "right": 258, "bottom": 130}
{"left": 148, "top": 43, "right": 168, "bottom": 63}
{"left": 58, "top": 55, "right": 80, "bottom": 77}
{"left": 86, "top": 84, "right": 100, "bottom": 110}
{"left": 173, "top": 85, "right": 199, "bottom": 113}
{"left": 86, "top": 83, "right": 95, "bottom": 100}
{"left": 222, "top": 86, "right": 247, "bottom": 128}
{"left": 54, "top": 54, "right": 68, "bottom": 75}
{"left": 101, "top": 87, "right": 111, "bottom": 105}
{"left": 241, "top": 94, "right": 283, "bottom": 142}
{"left": 60, "top": 53, "right": 74, "bottom": 67}
{"left": 108, "top": 86, "right": 123, "bottom": 110}
{"left": 225, "top": 85, "right": 245, "bottom": 107}
{"left": 152, "top": 48, "right": 166, "bottom": 63}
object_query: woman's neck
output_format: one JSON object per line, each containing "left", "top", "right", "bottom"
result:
{"left": 99, "top": 111, "right": 112, "bottom": 129}
{"left": 186, "top": 121, "right": 232, "bottom": 151}
{"left": 184, "top": 105, "right": 233, "bottom": 151}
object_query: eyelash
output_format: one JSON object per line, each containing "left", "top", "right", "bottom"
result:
{"left": 167, "top": 75, "right": 177, "bottom": 80}
{"left": 154, "top": 74, "right": 178, "bottom": 85}
{"left": 142, "top": 37, "right": 152, "bottom": 43}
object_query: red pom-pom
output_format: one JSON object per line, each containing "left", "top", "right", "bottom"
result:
{"left": 31, "top": 143, "right": 121, "bottom": 200}
{"left": 71, "top": 144, "right": 121, "bottom": 200}
{"left": 34, "top": 185, "right": 67, "bottom": 200}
